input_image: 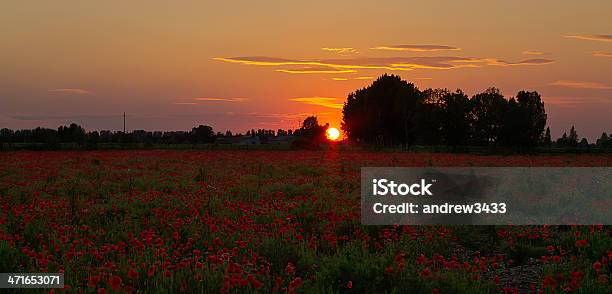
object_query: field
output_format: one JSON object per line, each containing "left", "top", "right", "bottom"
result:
{"left": 0, "top": 150, "right": 610, "bottom": 293}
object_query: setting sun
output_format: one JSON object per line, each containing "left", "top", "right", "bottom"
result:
{"left": 326, "top": 127, "right": 340, "bottom": 141}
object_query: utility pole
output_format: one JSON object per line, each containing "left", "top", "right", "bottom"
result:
{"left": 123, "top": 112, "right": 126, "bottom": 133}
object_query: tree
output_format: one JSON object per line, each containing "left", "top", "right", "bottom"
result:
{"left": 57, "top": 123, "right": 86, "bottom": 144}
{"left": 439, "top": 89, "right": 471, "bottom": 149}
{"left": 515, "top": 91, "right": 547, "bottom": 147}
{"left": 568, "top": 126, "right": 578, "bottom": 147}
{"left": 543, "top": 127, "right": 552, "bottom": 146}
{"left": 596, "top": 132, "right": 610, "bottom": 148}
{"left": 555, "top": 126, "right": 578, "bottom": 147}
{"left": 191, "top": 125, "right": 215, "bottom": 143}
{"left": 0, "top": 128, "right": 14, "bottom": 143}
{"left": 415, "top": 88, "right": 444, "bottom": 145}
{"left": 469, "top": 88, "right": 508, "bottom": 146}
{"left": 291, "top": 116, "right": 327, "bottom": 149}
{"left": 556, "top": 132, "right": 568, "bottom": 147}
{"left": 296, "top": 116, "right": 327, "bottom": 141}
{"left": 342, "top": 74, "right": 421, "bottom": 146}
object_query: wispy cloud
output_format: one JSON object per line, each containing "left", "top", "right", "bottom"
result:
{"left": 193, "top": 97, "right": 247, "bottom": 102}
{"left": 488, "top": 58, "right": 554, "bottom": 66}
{"left": 522, "top": 51, "right": 548, "bottom": 55}
{"left": 371, "top": 45, "right": 460, "bottom": 52}
{"left": 544, "top": 96, "right": 612, "bottom": 106}
{"left": 592, "top": 51, "right": 612, "bottom": 57}
{"left": 564, "top": 34, "right": 612, "bottom": 42}
{"left": 216, "top": 56, "right": 474, "bottom": 71}
{"left": 551, "top": 80, "right": 612, "bottom": 89}
{"left": 172, "top": 102, "right": 198, "bottom": 105}
{"left": 214, "top": 56, "right": 554, "bottom": 72}
{"left": 331, "top": 76, "right": 374, "bottom": 81}
{"left": 321, "top": 47, "right": 358, "bottom": 54}
{"left": 276, "top": 67, "right": 356, "bottom": 74}
{"left": 48, "top": 88, "right": 92, "bottom": 95}
{"left": 289, "top": 97, "right": 344, "bottom": 109}
{"left": 243, "top": 111, "right": 334, "bottom": 126}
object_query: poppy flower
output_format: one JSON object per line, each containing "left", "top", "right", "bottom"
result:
{"left": 127, "top": 268, "right": 139, "bottom": 279}
{"left": 108, "top": 275, "right": 122, "bottom": 291}
{"left": 592, "top": 261, "right": 602, "bottom": 272}
{"left": 575, "top": 239, "right": 588, "bottom": 247}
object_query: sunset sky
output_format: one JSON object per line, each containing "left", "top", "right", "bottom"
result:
{"left": 1, "top": 1, "right": 611, "bottom": 140}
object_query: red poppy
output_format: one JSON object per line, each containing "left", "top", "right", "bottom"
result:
{"left": 128, "top": 268, "right": 139, "bottom": 279}
{"left": 575, "top": 239, "right": 588, "bottom": 247}
{"left": 592, "top": 261, "right": 602, "bottom": 272}
{"left": 285, "top": 262, "right": 296, "bottom": 276}
{"left": 88, "top": 275, "right": 101, "bottom": 288}
{"left": 108, "top": 275, "right": 122, "bottom": 291}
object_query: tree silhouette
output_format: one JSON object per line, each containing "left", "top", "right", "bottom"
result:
{"left": 469, "top": 88, "right": 507, "bottom": 146}
{"left": 291, "top": 116, "right": 327, "bottom": 149}
{"left": 543, "top": 127, "right": 552, "bottom": 146}
{"left": 515, "top": 91, "right": 547, "bottom": 147}
{"left": 555, "top": 126, "right": 579, "bottom": 147}
{"left": 439, "top": 89, "right": 471, "bottom": 149}
{"left": 596, "top": 132, "right": 611, "bottom": 148}
{"left": 568, "top": 126, "right": 579, "bottom": 147}
{"left": 342, "top": 74, "right": 421, "bottom": 146}
{"left": 58, "top": 123, "right": 86, "bottom": 144}
{"left": 191, "top": 125, "right": 215, "bottom": 143}
{"left": 340, "top": 75, "right": 555, "bottom": 151}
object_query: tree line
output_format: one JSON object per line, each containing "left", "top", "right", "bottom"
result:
{"left": 341, "top": 74, "right": 611, "bottom": 150}
{"left": 0, "top": 123, "right": 300, "bottom": 149}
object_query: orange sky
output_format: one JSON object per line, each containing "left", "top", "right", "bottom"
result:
{"left": 1, "top": 1, "right": 611, "bottom": 140}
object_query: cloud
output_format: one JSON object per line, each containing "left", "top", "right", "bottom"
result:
{"left": 550, "top": 80, "right": 612, "bottom": 89}
{"left": 321, "top": 47, "right": 358, "bottom": 54}
{"left": 275, "top": 67, "right": 356, "bottom": 74}
{"left": 592, "top": 51, "right": 612, "bottom": 57}
{"left": 247, "top": 111, "right": 332, "bottom": 119}
{"left": 215, "top": 56, "right": 554, "bottom": 72}
{"left": 172, "top": 102, "right": 198, "bottom": 105}
{"left": 522, "top": 51, "right": 548, "bottom": 55}
{"left": 216, "top": 56, "right": 480, "bottom": 71}
{"left": 331, "top": 76, "right": 374, "bottom": 81}
{"left": 289, "top": 97, "right": 344, "bottom": 109}
{"left": 193, "top": 97, "right": 247, "bottom": 102}
{"left": 488, "top": 58, "right": 554, "bottom": 66}
{"left": 544, "top": 96, "right": 612, "bottom": 106}
{"left": 371, "top": 45, "right": 460, "bottom": 52}
{"left": 48, "top": 88, "right": 92, "bottom": 95}
{"left": 564, "top": 34, "right": 612, "bottom": 42}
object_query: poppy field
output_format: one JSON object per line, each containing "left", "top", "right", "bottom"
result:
{"left": 0, "top": 150, "right": 611, "bottom": 293}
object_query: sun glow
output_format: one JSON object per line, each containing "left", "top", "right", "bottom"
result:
{"left": 326, "top": 127, "right": 340, "bottom": 141}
